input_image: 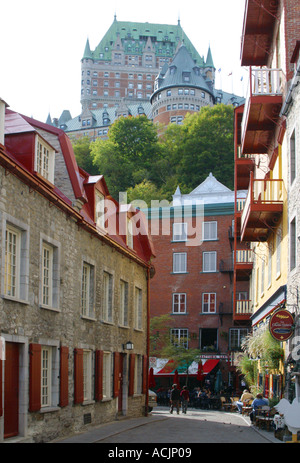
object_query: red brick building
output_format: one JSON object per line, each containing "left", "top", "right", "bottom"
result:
{"left": 147, "top": 174, "right": 250, "bottom": 391}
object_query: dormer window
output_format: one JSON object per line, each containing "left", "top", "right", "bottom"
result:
{"left": 95, "top": 190, "right": 105, "bottom": 229}
{"left": 35, "top": 136, "right": 55, "bottom": 184}
{"left": 127, "top": 216, "right": 133, "bottom": 248}
{"left": 182, "top": 72, "right": 191, "bottom": 82}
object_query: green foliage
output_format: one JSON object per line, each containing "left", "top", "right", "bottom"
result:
{"left": 74, "top": 105, "right": 235, "bottom": 203}
{"left": 72, "top": 136, "right": 98, "bottom": 175}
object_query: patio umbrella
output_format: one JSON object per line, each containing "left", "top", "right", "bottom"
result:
{"left": 149, "top": 367, "right": 156, "bottom": 389}
{"left": 197, "top": 361, "right": 204, "bottom": 382}
{"left": 215, "top": 369, "right": 223, "bottom": 393}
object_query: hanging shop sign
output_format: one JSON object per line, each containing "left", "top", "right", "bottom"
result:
{"left": 269, "top": 309, "right": 294, "bottom": 341}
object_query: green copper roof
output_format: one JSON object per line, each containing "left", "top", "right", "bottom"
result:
{"left": 205, "top": 45, "right": 215, "bottom": 69}
{"left": 85, "top": 19, "right": 205, "bottom": 66}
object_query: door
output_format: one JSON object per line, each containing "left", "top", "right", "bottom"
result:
{"left": 4, "top": 342, "right": 19, "bottom": 438}
{"left": 118, "top": 354, "right": 124, "bottom": 413}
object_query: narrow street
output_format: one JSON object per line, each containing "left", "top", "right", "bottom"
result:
{"left": 56, "top": 406, "right": 280, "bottom": 445}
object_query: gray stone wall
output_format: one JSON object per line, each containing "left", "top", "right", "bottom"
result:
{"left": 0, "top": 161, "right": 149, "bottom": 442}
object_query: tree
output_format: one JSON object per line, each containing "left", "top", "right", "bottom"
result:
{"left": 72, "top": 136, "right": 98, "bottom": 175}
{"left": 91, "top": 116, "right": 163, "bottom": 199}
{"left": 150, "top": 314, "right": 201, "bottom": 387}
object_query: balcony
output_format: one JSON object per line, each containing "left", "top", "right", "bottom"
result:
{"left": 240, "top": 172, "right": 283, "bottom": 242}
{"left": 241, "top": 67, "right": 284, "bottom": 155}
{"left": 241, "top": 0, "right": 280, "bottom": 66}
{"left": 234, "top": 299, "right": 253, "bottom": 321}
{"left": 236, "top": 145, "right": 255, "bottom": 190}
{"left": 235, "top": 249, "right": 253, "bottom": 281}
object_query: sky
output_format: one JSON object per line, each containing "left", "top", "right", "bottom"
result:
{"left": 0, "top": 0, "right": 248, "bottom": 123}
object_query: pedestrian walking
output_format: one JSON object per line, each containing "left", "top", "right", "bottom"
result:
{"left": 170, "top": 384, "right": 181, "bottom": 414}
{"left": 180, "top": 386, "right": 190, "bottom": 414}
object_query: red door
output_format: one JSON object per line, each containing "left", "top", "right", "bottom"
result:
{"left": 4, "top": 342, "right": 19, "bottom": 438}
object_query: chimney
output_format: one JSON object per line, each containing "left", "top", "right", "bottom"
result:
{"left": 0, "top": 98, "right": 8, "bottom": 146}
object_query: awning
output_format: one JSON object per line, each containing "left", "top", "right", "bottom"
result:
{"left": 152, "top": 359, "right": 219, "bottom": 376}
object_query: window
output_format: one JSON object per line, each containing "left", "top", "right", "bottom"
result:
{"left": 268, "top": 244, "right": 272, "bottom": 287}
{"left": 290, "top": 129, "right": 296, "bottom": 184}
{"left": 83, "top": 350, "right": 92, "bottom": 401}
{"left": 103, "top": 272, "right": 113, "bottom": 322}
{"left": 261, "top": 259, "right": 265, "bottom": 296}
{"left": 103, "top": 352, "right": 112, "bottom": 399}
{"left": 173, "top": 222, "right": 187, "bottom": 241}
{"left": 40, "top": 236, "right": 60, "bottom": 310}
{"left": 135, "top": 287, "right": 142, "bottom": 330}
{"left": 173, "top": 252, "right": 187, "bottom": 273}
{"left": 202, "top": 293, "right": 216, "bottom": 313}
{"left": 203, "top": 251, "right": 216, "bottom": 272}
{"left": 199, "top": 328, "right": 217, "bottom": 351}
{"left": 35, "top": 136, "right": 55, "bottom": 183}
{"left": 290, "top": 217, "right": 296, "bottom": 271}
{"left": 172, "top": 293, "right": 186, "bottom": 313}
{"left": 276, "top": 227, "right": 281, "bottom": 277}
{"left": 203, "top": 221, "right": 217, "bottom": 240}
{"left": 41, "top": 346, "right": 52, "bottom": 407}
{"left": 167, "top": 90, "right": 171, "bottom": 97}
{"left": 229, "top": 328, "right": 248, "bottom": 350}
{"left": 127, "top": 217, "right": 133, "bottom": 248}
{"left": 81, "top": 262, "right": 95, "bottom": 318}
{"left": 95, "top": 190, "right": 105, "bottom": 228}
{"left": 4, "top": 225, "right": 20, "bottom": 298}
{"left": 42, "top": 243, "right": 53, "bottom": 307}
{"left": 171, "top": 328, "right": 188, "bottom": 348}
{"left": 120, "top": 280, "right": 129, "bottom": 326}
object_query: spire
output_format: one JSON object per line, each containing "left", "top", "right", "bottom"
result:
{"left": 83, "top": 38, "right": 93, "bottom": 60}
{"left": 206, "top": 45, "right": 215, "bottom": 69}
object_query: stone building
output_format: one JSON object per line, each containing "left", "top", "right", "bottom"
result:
{"left": 49, "top": 17, "right": 244, "bottom": 140}
{"left": 146, "top": 174, "right": 250, "bottom": 391}
{"left": 0, "top": 99, "right": 155, "bottom": 442}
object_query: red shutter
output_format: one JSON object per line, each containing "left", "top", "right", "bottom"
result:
{"left": 113, "top": 352, "right": 120, "bottom": 398}
{"left": 29, "top": 343, "right": 41, "bottom": 412}
{"left": 142, "top": 355, "right": 148, "bottom": 394}
{"left": 60, "top": 346, "right": 69, "bottom": 407}
{"left": 74, "top": 348, "right": 84, "bottom": 404}
{"left": 128, "top": 353, "right": 135, "bottom": 396}
{"left": 0, "top": 359, "right": 2, "bottom": 417}
{"left": 95, "top": 350, "right": 103, "bottom": 401}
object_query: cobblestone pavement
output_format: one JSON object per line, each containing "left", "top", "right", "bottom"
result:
{"left": 54, "top": 406, "right": 281, "bottom": 444}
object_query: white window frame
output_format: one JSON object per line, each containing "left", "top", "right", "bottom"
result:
{"left": 172, "top": 293, "right": 186, "bottom": 314}
{"left": 203, "top": 221, "right": 217, "bottom": 241}
{"left": 83, "top": 350, "right": 93, "bottom": 402}
{"left": 290, "top": 217, "right": 297, "bottom": 271}
{"left": 102, "top": 352, "right": 112, "bottom": 399}
{"left": 41, "top": 346, "right": 52, "bottom": 408}
{"left": 4, "top": 225, "right": 21, "bottom": 299}
{"left": 81, "top": 262, "right": 95, "bottom": 319}
{"left": 173, "top": 222, "right": 187, "bottom": 242}
{"left": 135, "top": 287, "right": 143, "bottom": 330}
{"left": 40, "top": 234, "right": 60, "bottom": 311}
{"left": 2, "top": 217, "right": 29, "bottom": 303}
{"left": 170, "top": 328, "right": 189, "bottom": 349}
{"left": 229, "top": 328, "right": 248, "bottom": 350}
{"left": 35, "top": 135, "right": 55, "bottom": 184}
{"left": 119, "top": 280, "right": 129, "bottom": 326}
{"left": 276, "top": 226, "right": 281, "bottom": 278}
{"left": 103, "top": 271, "right": 113, "bottom": 323}
{"left": 202, "top": 292, "right": 216, "bottom": 313}
{"left": 95, "top": 190, "right": 105, "bottom": 229}
{"left": 173, "top": 252, "right": 187, "bottom": 273}
{"left": 127, "top": 217, "right": 134, "bottom": 249}
{"left": 290, "top": 128, "right": 296, "bottom": 185}
{"left": 203, "top": 251, "right": 217, "bottom": 272}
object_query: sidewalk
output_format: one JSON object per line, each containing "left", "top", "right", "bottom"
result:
{"left": 52, "top": 413, "right": 168, "bottom": 443}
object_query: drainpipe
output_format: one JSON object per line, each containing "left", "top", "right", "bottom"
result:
{"left": 145, "top": 265, "right": 150, "bottom": 416}
{"left": 280, "top": 61, "right": 300, "bottom": 117}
